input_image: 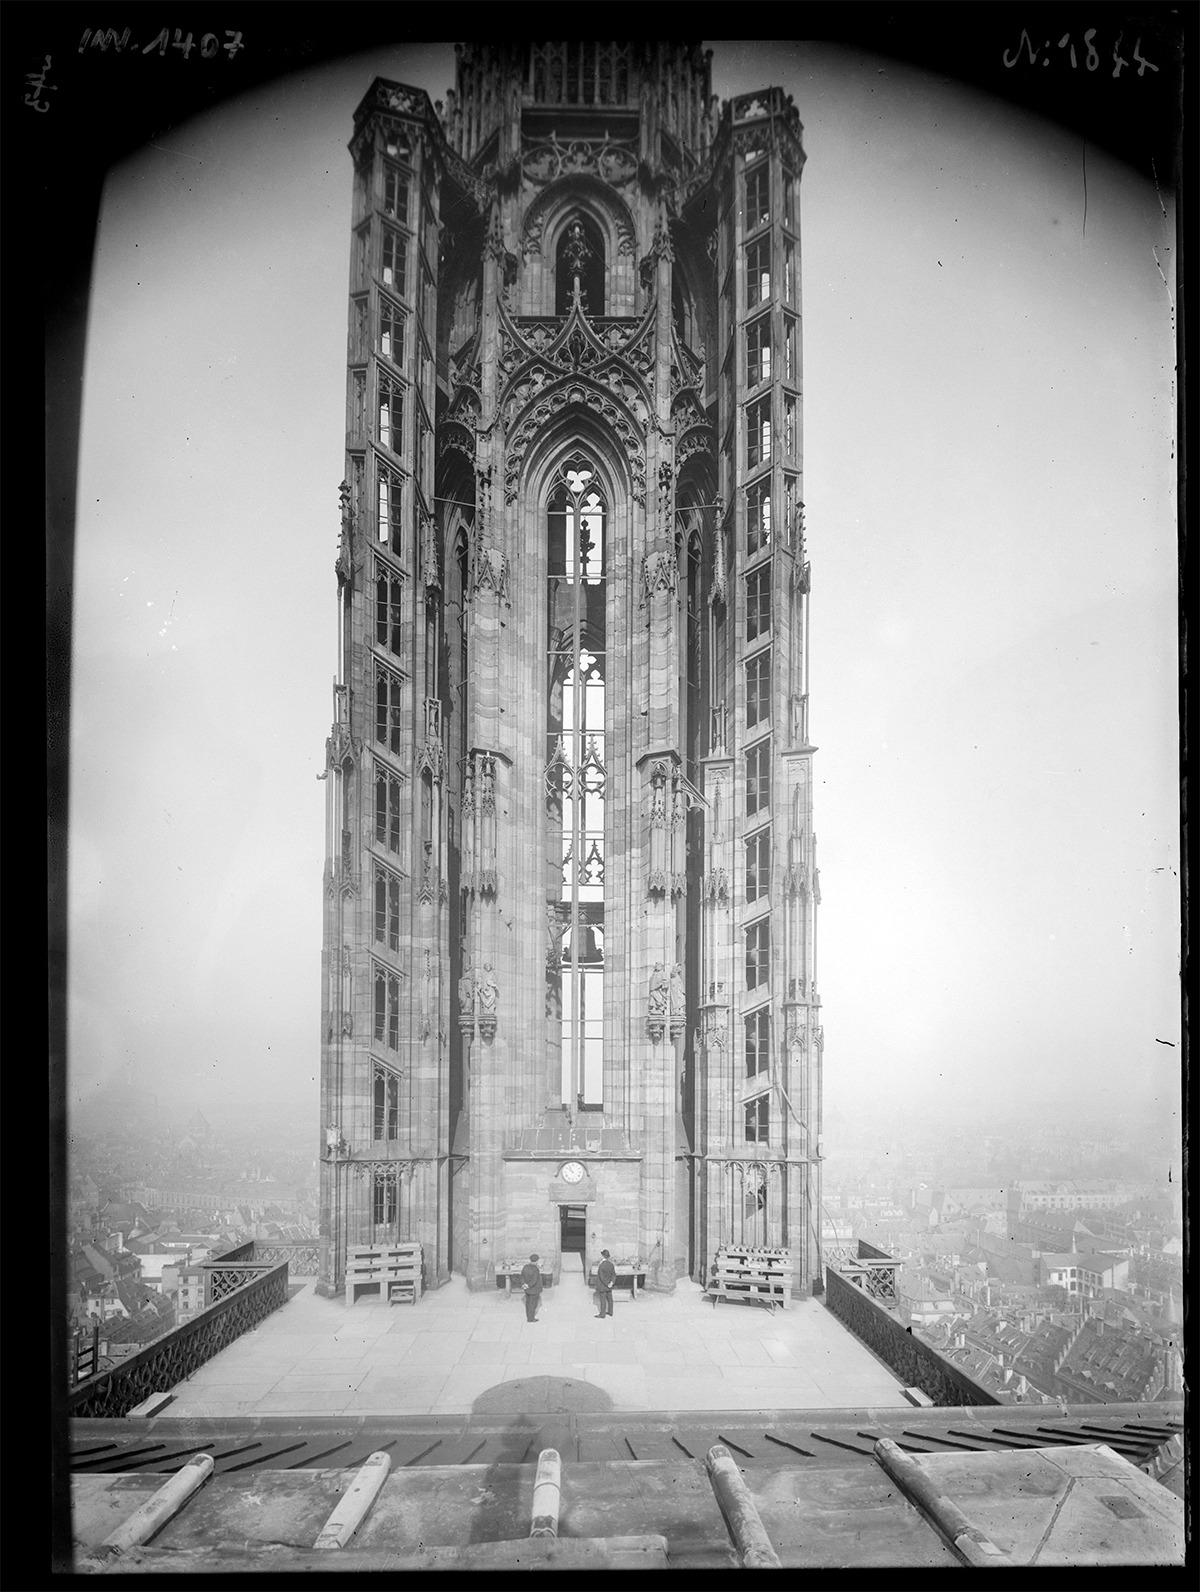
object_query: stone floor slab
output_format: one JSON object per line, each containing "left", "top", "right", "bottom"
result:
{"left": 460, "top": 1339, "right": 532, "bottom": 1365}
{"left": 253, "top": 1389, "right": 361, "bottom": 1414}
{"left": 161, "top": 1276, "right": 912, "bottom": 1418}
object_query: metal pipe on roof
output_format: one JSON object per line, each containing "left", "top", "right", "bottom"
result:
{"left": 873, "top": 1439, "right": 1013, "bottom": 1568}
{"left": 100, "top": 1452, "right": 214, "bottom": 1553}
{"left": 312, "top": 1450, "right": 392, "bottom": 1549}
{"left": 705, "top": 1443, "right": 781, "bottom": 1568}
{"left": 529, "top": 1448, "right": 561, "bottom": 1538}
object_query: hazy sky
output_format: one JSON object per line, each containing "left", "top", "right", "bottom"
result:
{"left": 69, "top": 41, "right": 1179, "bottom": 1146}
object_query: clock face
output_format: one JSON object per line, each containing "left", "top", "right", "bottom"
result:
{"left": 560, "top": 1161, "right": 585, "bottom": 1185}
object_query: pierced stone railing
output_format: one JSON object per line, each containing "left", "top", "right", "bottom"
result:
{"left": 247, "top": 1241, "right": 320, "bottom": 1276}
{"left": 203, "top": 1262, "right": 279, "bottom": 1306}
{"left": 826, "top": 1238, "right": 901, "bottom": 1305}
{"left": 824, "top": 1261, "right": 998, "bottom": 1408}
{"left": 68, "top": 1250, "right": 289, "bottom": 1419}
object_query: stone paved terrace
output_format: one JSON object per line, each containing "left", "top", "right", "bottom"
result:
{"left": 164, "top": 1270, "right": 913, "bottom": 1418}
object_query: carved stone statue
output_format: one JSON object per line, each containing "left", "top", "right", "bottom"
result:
{"left": 478, "top": 964, "right": 499, "bottom": 1014}
{"left": 668, "top": 962, "right": 687, "bottom": 1038}
{"left": 335, "top": 480, "right": 354, "bottom": 588}
{"left": 477, "top": 963, "right": 499, "bottom": 1041}
{"left": 339, "top": 944, "right": 352, "bottom": 1030}
{"left": 648, "top": 962, "right": 669, "bottom": 1017}
{"left": 649, "top": 763, "right": 668, "bottom": 822}
{"left": 421, "top": 949, "right": 435, "bottom": 1043}
{"left": 458, "top": 963, "right": 475, "bottom": 1017}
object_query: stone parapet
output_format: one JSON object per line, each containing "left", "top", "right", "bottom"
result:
{"left": 824, "top": 1265, "right": 999, "bottom": 1409}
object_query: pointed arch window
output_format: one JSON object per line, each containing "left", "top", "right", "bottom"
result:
{"left": 377, "top": 465, "right": 403, "bottom": 555}
{"left": 373, "top": 1060, "right": 401, "bottom": 1140}
{"left": 555, "top": 216, "right": 605, "bottom": 315}
{"left": 745, "top": 163, "right": 771, "bottom": 231}
{"left": 746, "top": 1008, "right": 771, "bottom": 1078}
{"left": 546, "top": 461, "right": 606, "bottom": 1109}
{"left": 374, "top": 964, "right": 400, "bottom": 1049}
{"left": 376, "top": 567, "right": 403, "bottom": 654}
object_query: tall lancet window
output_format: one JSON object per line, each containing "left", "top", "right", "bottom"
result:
{"left": 546, "top": 462, "right": 607, "bottom": 1109}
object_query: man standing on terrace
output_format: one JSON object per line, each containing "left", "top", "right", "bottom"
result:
{"left": 521, "top": 1254, "right": 543, "bottom": 1323}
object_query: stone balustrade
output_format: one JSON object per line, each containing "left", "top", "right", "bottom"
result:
{"left": 824, "top": 1254, "right": 998, "bottom": 1409}
{"left": 68, "top": 1247, "right": 290, "bottom": 1419}
{"left": 248, "top": 1241, "right": 320, "bottom": 1275}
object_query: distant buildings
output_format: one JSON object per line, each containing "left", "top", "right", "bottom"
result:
{"left": 161, "top": 1262, "right": 206, "bottom": 1324}
{"left": 1007, "top": 1180, "right": 1147, "bottom": 1215}
{"left": 909, "top": 1185, "right": 1008, "bottom": 1228}
{"left": 1039, "top": 1250, "right": 1130, "bottom": 1298}
{"left": 1053, "top": 1316, "right": 1183, "bottom": 1405}
{"left": 821, "top": 1147, "right": 1182, "bottom": 1410}
{"left": 895, "top": 1268, "right": 956, "bottom": 1327}
{"left": 65, "top": 1112, "right": 320, "bottom": 1383}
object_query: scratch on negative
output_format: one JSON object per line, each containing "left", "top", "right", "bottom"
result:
{"left": 1151, "top": 157, "right": 1169, "bottom": 219}
{"left": 149, "top": 143, "right": 204, "bottom": 164}
{"left": 1153, "top": 248, "right": 1175, "bottom": 312}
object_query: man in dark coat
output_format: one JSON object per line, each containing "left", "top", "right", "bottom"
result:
{"left": 594, "top": 1249, "right": 616, "bottom": 1317}
{"left": 520, "top": 1253, "right": 543, "bottom": 1322}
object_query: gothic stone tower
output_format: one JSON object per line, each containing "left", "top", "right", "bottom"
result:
{"left": 318, "top": 44, "right": 823, "bottom": 1299}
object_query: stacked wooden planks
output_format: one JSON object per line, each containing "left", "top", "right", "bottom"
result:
{"left": 343, "top": 1242, "right": 423, "bottom": 1306}
{"left": 705, "top": 1247, "right": 792, "bottom": 1312}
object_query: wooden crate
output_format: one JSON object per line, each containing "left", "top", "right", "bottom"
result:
{"left": 705, "top": 1246, "right": 793, "bottom": 1312}
{"left": 345, "top": 1242, "right": 423, "bottom": 1306}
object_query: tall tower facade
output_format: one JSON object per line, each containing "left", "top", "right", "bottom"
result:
{"left": 319, "top": 44, "right": 822, "bottom": 1298}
